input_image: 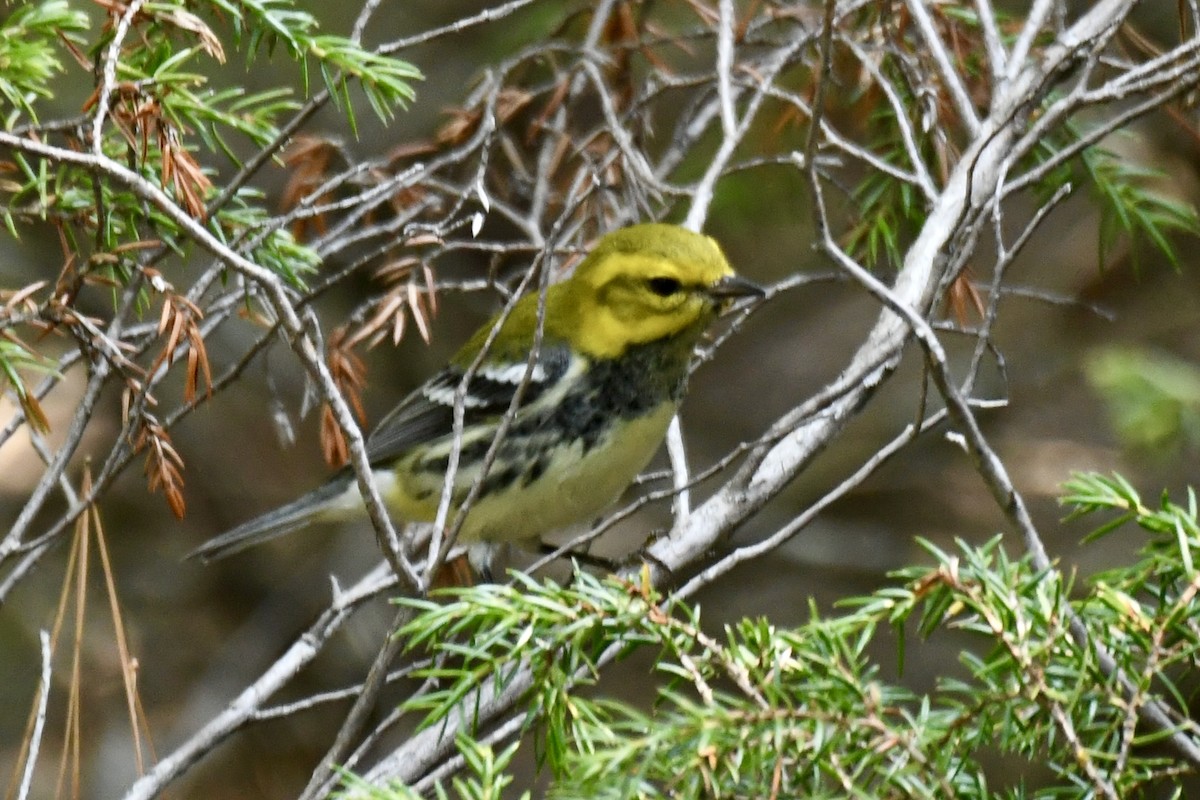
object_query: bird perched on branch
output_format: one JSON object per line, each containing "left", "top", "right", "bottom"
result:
{"left": 189, "top": 223, "right": 762, "bottom": 575}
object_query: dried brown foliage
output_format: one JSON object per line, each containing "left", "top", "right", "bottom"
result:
{"left": 321, "top": 329, "right": 369, "bottom": 468}
{"left": 131, "top": 414, "right": 186, "bottom": 519}
{"left": 281, "top": 135, "right": 343, "bottom": 239}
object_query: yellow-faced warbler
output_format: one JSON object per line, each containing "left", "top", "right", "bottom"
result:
{"left": 189, "top": 223, "right": 761, "bottom": 572}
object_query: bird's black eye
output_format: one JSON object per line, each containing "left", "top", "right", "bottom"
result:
{"left": 647, "top": 276, "right": 682, "bottom": 297}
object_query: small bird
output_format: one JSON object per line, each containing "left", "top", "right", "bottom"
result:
{"left": 189, "top": 223, "right": 761, "bottom": 572}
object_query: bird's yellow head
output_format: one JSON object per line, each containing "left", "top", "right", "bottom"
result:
{"left": 555, "top": 223, "right": 759, "bottom": 359}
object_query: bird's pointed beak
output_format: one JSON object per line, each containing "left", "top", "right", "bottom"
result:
{"left": 706, "top": 274, "right": 765, "bottom": 305}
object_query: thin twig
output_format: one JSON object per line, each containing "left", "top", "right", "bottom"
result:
{"left": 902, "top": 0, "right": 981, "bottom": 135}
{"left": 16, "top": 630, "right": 52, "bottom": 800}
{"left": 974, "top": 0, "right": 1008, "bottom": 87}
{"left": 90, "top": 0, "right": 148, "bottom": 154}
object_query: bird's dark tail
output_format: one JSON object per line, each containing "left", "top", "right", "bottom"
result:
{"left": 187, "top": 477, "right": 353, "bottom": 563}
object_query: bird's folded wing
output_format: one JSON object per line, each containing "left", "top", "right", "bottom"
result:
{"left": 364, "top": 342, "right": 574, "bottom": 466}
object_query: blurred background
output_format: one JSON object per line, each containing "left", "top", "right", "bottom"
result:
{"left": 2, "top": 1, "right": 1199, "bottom": 797}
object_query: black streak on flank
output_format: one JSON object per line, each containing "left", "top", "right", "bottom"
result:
{"left": 420, "top": 331, "right": 694, "bottom": 497}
